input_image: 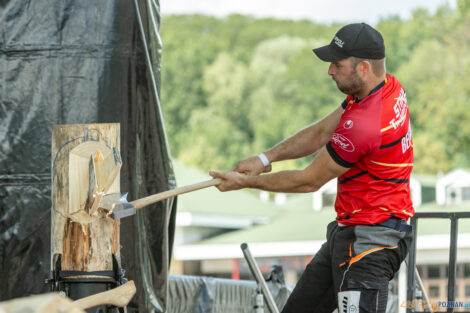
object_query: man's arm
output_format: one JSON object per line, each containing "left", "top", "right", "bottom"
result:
{"left": 211, "top": 147, "right": 349, "bottom": 193}
{"left": 234, "top": 105, "right": 344, "bottom": 175}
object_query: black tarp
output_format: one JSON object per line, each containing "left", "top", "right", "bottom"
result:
{"left": 0, "top": 1, "right": 176, "bottom": 312}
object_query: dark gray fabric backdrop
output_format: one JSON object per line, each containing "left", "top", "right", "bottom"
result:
{"left": 0, "top": 1, "right": 176, "bottom": 311}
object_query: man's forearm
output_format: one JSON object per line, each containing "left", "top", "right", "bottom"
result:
{"left": 243, "top": 170, "right": 321, "bottom": 193}
{"left": 264, "top": 106, "right": 343, "bottom": 163}
{"left": 264, "top": 125, "right": 323, "bottom": 163}
{"left": 212, "top": 147, "right": 349, "bottom": 193}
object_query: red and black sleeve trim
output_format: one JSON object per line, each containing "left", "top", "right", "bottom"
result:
{"left": 326, "top": 142, "right": 355, "bottom": 168}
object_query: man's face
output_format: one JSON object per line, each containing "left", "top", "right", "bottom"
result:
{"left": 328, "top": 57, "right": 365, "bottom": 96}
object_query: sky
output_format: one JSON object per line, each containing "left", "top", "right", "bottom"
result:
{"left": 161, "top": 0, "right": 457, "bottom": 25}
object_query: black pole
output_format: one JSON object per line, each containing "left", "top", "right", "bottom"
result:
{"left": 407, "top": 216, "right": 418, "bottom": 313}
{"left": 447, "top": 215, "right": 458, "bottom": 313}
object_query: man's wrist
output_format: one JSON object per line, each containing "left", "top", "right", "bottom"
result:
{"left": 242, "top": 174, "right": 255, "bottom": 189}
{"left": 258, "top": 153, "right": 270, "bottom": 167}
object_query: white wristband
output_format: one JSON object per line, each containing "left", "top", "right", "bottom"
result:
{"left": 258, "top": 153, "right": 270, "bottom": 167}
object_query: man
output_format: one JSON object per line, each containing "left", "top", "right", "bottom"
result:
{"left": 210, "top": 23, "right": 413, "bottom": 313}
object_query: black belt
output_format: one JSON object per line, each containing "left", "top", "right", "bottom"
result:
{"left": 376, "top": 217, "right": 412, "bottom": 233}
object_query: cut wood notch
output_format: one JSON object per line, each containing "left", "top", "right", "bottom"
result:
{"left": 88, "top": 151, "right": 121, "bottom": 216}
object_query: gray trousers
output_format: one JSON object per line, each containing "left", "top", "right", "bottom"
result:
{"left": 281, "top": 220, "right": 413, "bottom": 313}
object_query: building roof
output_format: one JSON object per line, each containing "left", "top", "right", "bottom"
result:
{"left": 172, "top": 160, "right": 470, "bottom": 260}
{"left": 173, "top": 200, "right": 470, "bottom": 259}
{"left": 412, "top": 174, "right": 438, "bottom": 187}
{"left": 195, "top": 201, "right": 470, "bottom": 244}
{"left": 436, "top": 168, "right": 470, "bottom": 204}
{"left": 195, "top": 194, "right": 334, "bottom": 244}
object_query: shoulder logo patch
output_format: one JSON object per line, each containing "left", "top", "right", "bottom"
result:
{"left": 332, "top": 133, "right": 355, "bottom": 152}
{"left": 344, "top": 120, "right": 354, "bottom": 129}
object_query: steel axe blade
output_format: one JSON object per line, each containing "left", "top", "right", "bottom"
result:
{"left": 100, "top": 193, "right": 136, "bottom": 220}
{"left": 99, "top": 179, "right": 221, "bottom": 220}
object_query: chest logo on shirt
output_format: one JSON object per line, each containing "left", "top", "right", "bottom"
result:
{"left": 343, "top": 120, "right": 354, "bottom": 129}
{"left": 332, "top": 133, "right": 355, "bottom": 152}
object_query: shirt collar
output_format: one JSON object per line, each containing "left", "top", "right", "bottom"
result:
{"left": 354, "top": 79, "right": 386, "bottom": 103}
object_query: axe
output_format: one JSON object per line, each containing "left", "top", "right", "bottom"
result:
{"left": 100, "top": 178, "right": 221, "bottom": 220}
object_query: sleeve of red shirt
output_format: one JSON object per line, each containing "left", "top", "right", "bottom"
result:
{"left": 326, "top": 96, "right": 380, "bottom": 168}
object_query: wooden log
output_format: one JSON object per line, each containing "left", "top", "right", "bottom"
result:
{"left": 51, "top": 123, "right": 121, "bottom": 274}
{"left": 0, "top": 294, "right": 84, "bottom": 313}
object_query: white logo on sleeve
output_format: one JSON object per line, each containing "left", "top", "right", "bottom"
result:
{"left": 389, "top": 88, "right": 408, "bottom": 130}
{"left": 343, "top": 120, "right": 354, "bottom": 129}
{"left": 401, "top": 126, "right": 412, "bottom": 153}
{"left": 332, "top": 133, "right": 355, "bottom": 152}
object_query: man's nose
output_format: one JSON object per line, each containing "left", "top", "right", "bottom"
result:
{"left": 328, "top": 63, "right": 335, "bottom": 76}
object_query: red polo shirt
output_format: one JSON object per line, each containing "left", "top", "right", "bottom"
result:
{"left": 326, "top": 74, "right": 414, "bottom": 225}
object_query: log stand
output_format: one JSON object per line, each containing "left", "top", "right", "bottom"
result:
{"left": 47, "top": 124, "right": 128, "bottom": 313}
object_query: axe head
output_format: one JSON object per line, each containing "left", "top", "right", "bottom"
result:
{"left": 100, "top": 193, "right": 136, "bottom": 220}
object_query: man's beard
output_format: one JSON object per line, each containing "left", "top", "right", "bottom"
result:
{"left": 335, "top": 69, "right": 365, "bottom": 96}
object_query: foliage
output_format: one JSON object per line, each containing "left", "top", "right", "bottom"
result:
{"left": 161, "top": 6, "right": 470, "bottom": 174}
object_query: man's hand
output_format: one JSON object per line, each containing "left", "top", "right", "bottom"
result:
{"left": 209, "top": 170, "right": 248, "bottom": 191}
{"left": 211, "top": 148, "right": 349, "bottom": 194}
{"left": 234, "top": 156, "right": 272, "bottom": 176}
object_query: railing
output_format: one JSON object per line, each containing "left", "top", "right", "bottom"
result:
{"left": 407, "top": 212, "right": 470, "bottom": 313}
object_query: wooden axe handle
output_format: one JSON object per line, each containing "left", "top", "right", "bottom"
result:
{"left": 130, "top": 178, "right": 221, "bottom": 210}
{"left": 73, "top": 281, "right": 136, "bottom": 309}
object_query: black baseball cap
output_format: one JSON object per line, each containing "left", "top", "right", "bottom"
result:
{"left": 313, "top": 23, "right": 385, "bottom": 62}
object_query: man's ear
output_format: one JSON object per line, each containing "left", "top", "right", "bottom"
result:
{"left": 360, "top": 60, "right": 372, "bottom": 78}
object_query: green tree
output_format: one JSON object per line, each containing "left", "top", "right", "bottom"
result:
{"left": 161, "top": 8, "right": 470, "bottom": 175}
{"left": 397, "top": 24, "right": 470, "bottom": 173}
{"left": 178, "top": 107, "right": 250, "bottom": 171}
{"left": 203, "top": 52, "right": 251, "bottom": 137}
